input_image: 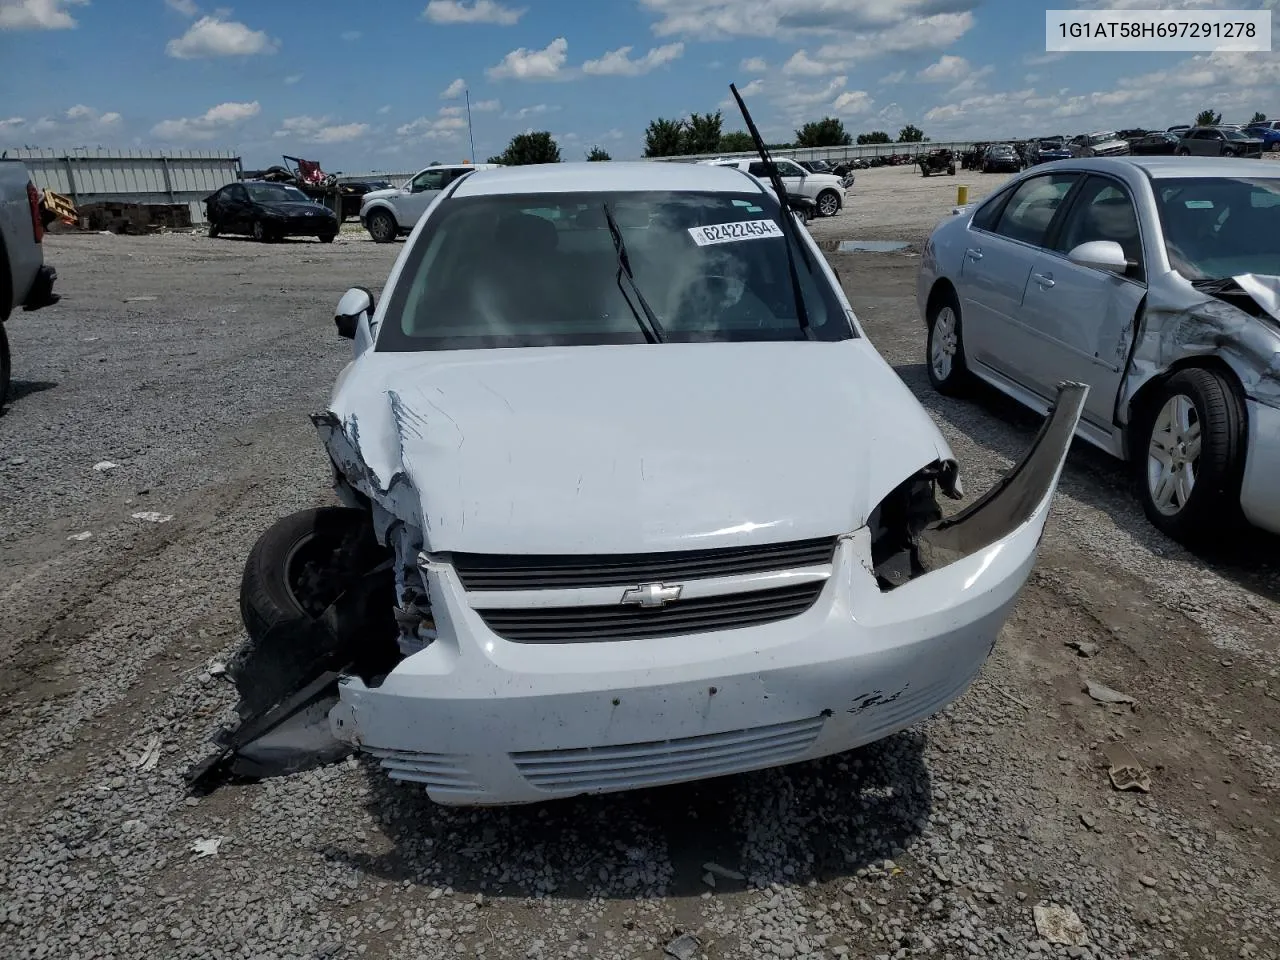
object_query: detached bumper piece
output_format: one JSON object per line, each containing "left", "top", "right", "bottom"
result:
{"left": 22, "top": 265, "right": 59, "bottom": 311}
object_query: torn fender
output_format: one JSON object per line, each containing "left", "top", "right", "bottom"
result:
{"left": 917, "top": 381, "right": 1088, "bottom": 571}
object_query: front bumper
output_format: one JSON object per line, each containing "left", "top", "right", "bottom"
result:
{"left": 22, "top": 265, "right": 59, "bottom": 312}
{"left": 270, "top": 216, "right": 337, "bottom": 235}
{"left": 1240, "top": 398, "right": 1280, "bottom": 534}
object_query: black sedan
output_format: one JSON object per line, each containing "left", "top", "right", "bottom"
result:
{"left": 981, "top": 143, "right": 1022, "bottom": 173}
{"left": 1129, "top": 132, "right": 1181, "bottom": 155}
{"left": 203, "top": 181, "right": 340, "bottom": 242}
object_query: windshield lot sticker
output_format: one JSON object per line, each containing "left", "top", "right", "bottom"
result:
{"left": 689, "top": 219, "right": 784, "bottom": 246}
{"left": 1184, "top": 200, "right": 1214, "bottom": 208}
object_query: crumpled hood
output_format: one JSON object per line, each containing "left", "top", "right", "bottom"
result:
{"left": 324, "top": 341, "right": 952, "bottom": 554}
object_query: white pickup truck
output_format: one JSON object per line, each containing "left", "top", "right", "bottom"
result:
{"left": 1, "top": 159, "right": 59, "bottom": 409}
{"left": 359, "top": 163, "right": 501, "bottom": 242}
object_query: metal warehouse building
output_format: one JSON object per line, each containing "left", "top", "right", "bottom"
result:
{"left": 3, "top": 147, "right": 243, "bottom": 225}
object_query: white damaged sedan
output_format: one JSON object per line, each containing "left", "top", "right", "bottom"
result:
{"left": 191, "top": 161, "right": 1086, "bottom": 806}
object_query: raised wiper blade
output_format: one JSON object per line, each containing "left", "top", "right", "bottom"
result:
{"left": 602, "top": 202, "right": 665, "bottom": 344}
{"left": 728, "top": 82, "right": 814, "bottom": 340}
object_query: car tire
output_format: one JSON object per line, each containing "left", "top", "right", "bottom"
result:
{"left": 1271, "top": 142, "right": 1280, "bottom": 152}
{"left": 0, "top": 324, "right": 10, "bottom": 413}
{"left": 816, "top": 190, "right": 840, "bottom": 217}
{"left": 234, "top": 506, "right": 391, "bottom": 714}
{"left": 1222, "top": 149, "right": 1236, "bottom": 158}
{"left": 1134, "top": 368, "right": 1245, "bottom": 544}
{"left": 251, "top": 219, "right": 269, "bottom": 242}
{"left": 366, "top": 209, "right": 397, "bottom": 243}
{"left": 208, "top": 220, "right": 220, "bottom": 238}
{"left": 319, "top": 233, "right": 335, "bottom": 243}
{"left": 1175, "top": 147, "right": 1190, "bottom": 156}
{"left": 926, "top": 288, "right": 971, "bottom": 396}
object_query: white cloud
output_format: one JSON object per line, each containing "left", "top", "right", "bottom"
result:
{"left": 486, "top": 36, "right": 568, "bottom": 80}
{"left": 916, "top": 54, "right": 993, "bottom": 96}
{"left": 472, "top": 98, "right": 501, "bottom": 111}
{"left": 423, "top": 0, "right": 524, "bottom": 25}
{"left": 0, "top": 117, "right": 27, "bottom": 133}
{"left": 639, "top": 0, "right": 979, "bottom": 44}
{"left": 1023, "top": 51, "right": 1064, "bottom": 66}
{"left": 397, "top": 107, "right": 469, "bottom": 141}
{"left": 27, "top": 104, "right": 123, "bottom": 135}
{"left": 151, "top": 100, "right": 259, "bottom": 140}
{"left": 581, "top": 42, "right": 683, "bottom": 76}
{"left": 165, "top": 0, "right": 198, "bottom": 15}
{"left": 377, "top": 104, "right": 391, "bottom": 114}
{"left": 340, "top": 29, "right": 361, "bottom": 40}
{"left": 275, "top": 115, "right": 369, "bottom": 143}
{"left": 439, "top": 105, "right": 465, "bottom": 117}
{"left": 879, "top": 70, "right": 905, "bottom": 84}
{"left": 0, "top": 0, "right": 88, "bottom": 30}
{"left": 832, "top": 90, "right": 873, "bottom": 114}
{"left": 781, "top": 49, "right": 834, "bottom": 76}
{"left": 503, "top": 103, "right": 558, "bottom": 119}
{"left": 740, "top": 56, "right": 767, "bottom": 72}
{"left": 166, "top": 15, "right": 276, "bottom": 58}
{"left": 441, "top": 77, "right": 466, "bottom": 98}
{"left": 811, "top": 12, "right": 974, "bottom": 66}
{"left": 284, "top": 73, "right": 302, "bottom": 84}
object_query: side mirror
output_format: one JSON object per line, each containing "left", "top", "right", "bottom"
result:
{"left": 335, "top": 286, "right": 374, "bottom": 339}
{"left": 1067, "top": 240, "right": 1128, "bottom": 274}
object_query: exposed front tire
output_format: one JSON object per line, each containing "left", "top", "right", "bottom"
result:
{"left": 1222, "top": 149, "right": 1236, "bottom": 158}
{"left": 251, "top": 219, "right": 268, "bottom": 242}
{"left": 366, "top": 209, "right": 397, "bottom": 243}
{"left": 1271, "top": 142, "right": 1280, "bottom": 152}
{"left": 1135, "top": 368, "right": 1245, "bottom": 544}
{"left": 1175, "top": 147, "right": 1190, "bottom": 156}
{"left": 318, "top": 233, "right": 335, "bottom": 243}
{"left": 926, "top": 287, "right": 971, "bottom": 397}
{"left": 208, "top": 220, "right": 220, "bottom": 238}
{"left": 235, "top": 506, "right": 392, "bottom": 715}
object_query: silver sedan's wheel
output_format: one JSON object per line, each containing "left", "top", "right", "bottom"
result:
{"left": 1145, "top": 394, "right": 1200, "bottom": 517}
{"left": 930, "top": 307, "right": 958, "bottom": 380}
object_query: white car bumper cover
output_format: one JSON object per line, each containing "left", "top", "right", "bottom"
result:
{"left": 331, "top": 519, "right": 1040, "bottom": 805}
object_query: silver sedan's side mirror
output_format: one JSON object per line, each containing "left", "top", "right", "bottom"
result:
{"left": 335, "top": 286, "right": 374, "bottom": 339}
{"left": 1067, "top": 240, "right": 1128, "bottom": 274}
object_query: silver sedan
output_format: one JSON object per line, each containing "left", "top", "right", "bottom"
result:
{"left": 917, "top": 156, "right": 1280, "bottom": 543}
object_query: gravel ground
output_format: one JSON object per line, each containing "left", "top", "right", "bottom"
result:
{"left": 1, "top": 166, "right": 1277, "bottom": 960}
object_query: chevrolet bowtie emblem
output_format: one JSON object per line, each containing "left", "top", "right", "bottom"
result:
{"left": 619, "top": 582, "right": 683, "bottom": 608}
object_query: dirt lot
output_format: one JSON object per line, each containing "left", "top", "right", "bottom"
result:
{"left": 1, "top": 164, "right": 1277, "bottom": 960}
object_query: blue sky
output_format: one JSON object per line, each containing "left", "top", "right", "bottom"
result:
{"left": 1, "top": 0, "right": 1277, "bottom": 171}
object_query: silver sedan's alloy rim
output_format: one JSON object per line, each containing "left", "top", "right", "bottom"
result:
{"left": 930, "top": 307, "right": 958, "bottom": 380}
{"left": 1147, "top": 394, "right": 1201, "bottom": 517}
{"left": 819, "top": 193, "right": 838, "bottom": 216}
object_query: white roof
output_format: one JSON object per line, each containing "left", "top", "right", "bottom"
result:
{"left": 452, "top": 161, "right": 766, "bottom": 197}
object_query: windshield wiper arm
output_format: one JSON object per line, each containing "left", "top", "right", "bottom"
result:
{"left": 602, "top": 202, "right": 665, "bottom": 344}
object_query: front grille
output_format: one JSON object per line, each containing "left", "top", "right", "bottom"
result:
{"left": 451, "top": 536, "right": 838, "bottom": 591}
{"left": 364, "top": 748, "right": 484, "bottom": 796}
{"left": 511, "top": 716, "right": 825, "bottom": 792}
{"left": 475, "top": 580, "right": 825, "bottom": 643}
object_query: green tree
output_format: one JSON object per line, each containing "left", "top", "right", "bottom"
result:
{"left": 492, "top": 131, "right": 561, "bottom": 165}
{"left": 1195, "top": 109, "right": 1222, "bottom": 126}
{"left": 718, "top": 130, "right": 755, "bottom": 151}
{"left": 585, "top": 146, "right": 611, "bottom": 161}
{"left": 1250, "top": 111, "right": 1267, "bottom": 123}
{"left": 856, "top": 131, "right": 891, "bottom": 144}
{"left": 898, "top": 124, "right": 925, "bottom": 143}
{"left": 794, "top": 117, "right": 852, "bottom": 147}
{"left": 683, "top": 111, "right": 723, "bottom": 154}
{"left": 644, "top": 117, "right": 687, "bottom": 157}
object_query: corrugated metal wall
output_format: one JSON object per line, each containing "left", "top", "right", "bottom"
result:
{"left": 2, "top": 147, "right": 242, "bottom": 224}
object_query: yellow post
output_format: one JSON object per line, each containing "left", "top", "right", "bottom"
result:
{"left": 957, "top": 185, "right": 969, "bottom": 205}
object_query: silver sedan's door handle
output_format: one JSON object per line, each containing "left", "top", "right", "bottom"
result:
{"left": 1033, "top": 272, "right": 1055, "bottom": 288}
{"left": 965, "top": 247, "right": 983, "bottom": 261}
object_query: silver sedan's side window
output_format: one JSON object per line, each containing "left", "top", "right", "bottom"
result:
{"left": 1054, "top": 176, "right": 1144, "bottom": 281}
{"left": 989, "top": 174, "right": 1078, "bottom": 246}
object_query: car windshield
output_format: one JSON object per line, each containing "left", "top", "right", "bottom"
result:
{"left": 1153, "top": 177, "right": 1280, "bottom": 279}
{"left": 246, "top": 183, "right": 309, "bottom": 203}
{"left": 1089, "top": 133, "right": 1118, "bottom": 144}
{"left": 376, "top": 190, "right": 854, "bottom": 350}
